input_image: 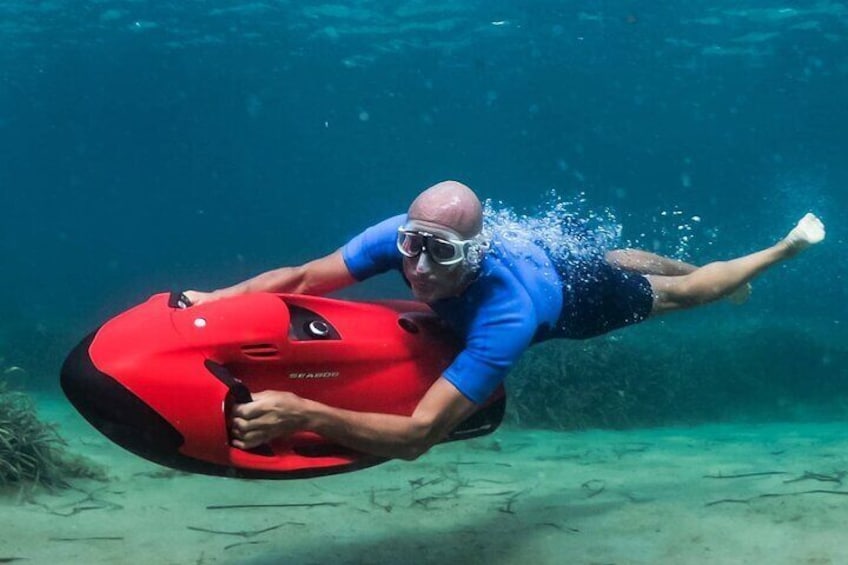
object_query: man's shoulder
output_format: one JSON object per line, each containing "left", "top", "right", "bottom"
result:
{"left": 341, "top": 213, "right": 406, "bottom": 280}
{"left": 370, "top": 213, "right": 407, "bottom": 231}
{"left": 464, "top": 256, "right": 538, "bottom": 318}
{"left": 471, "top": 236, "right": 563, "bottom": 330}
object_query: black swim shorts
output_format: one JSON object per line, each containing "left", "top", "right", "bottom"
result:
{"left": 550, "top": 255, "right": 654, "bottom": 340}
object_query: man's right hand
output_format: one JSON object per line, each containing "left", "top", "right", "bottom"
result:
{"left": 229, "top": 390, "right": 308, "bottom": 449}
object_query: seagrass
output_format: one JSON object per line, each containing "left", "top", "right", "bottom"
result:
{"left": 0, "top": 380, "right": 103, "bottom": 487}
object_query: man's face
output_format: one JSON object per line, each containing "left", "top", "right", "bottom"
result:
{"left": 400, "top": 219, "right": 474, "bottom": 303}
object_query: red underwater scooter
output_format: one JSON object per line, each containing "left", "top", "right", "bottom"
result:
{"left": 61, "top": 292, "right": 505, "bottom": 479}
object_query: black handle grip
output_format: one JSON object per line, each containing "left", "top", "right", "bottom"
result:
{"left": 168, "top": 291, "right": 192, "bottom": 309}
{"left": 204, "top": 361, "right": 274, "bottom": 457}
{"left": 204, "top": 360, "right": 254, "bottom": 403}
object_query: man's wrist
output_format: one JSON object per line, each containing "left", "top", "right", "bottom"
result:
{"left": 297, "top": 397, "right": 324, "bottom": 433}
{"left": 211, "top": 286, "right": 242, "bottom": 300}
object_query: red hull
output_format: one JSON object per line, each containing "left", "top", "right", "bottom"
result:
{"left": 62, "top": 292, "right": 505, "bottom": 478}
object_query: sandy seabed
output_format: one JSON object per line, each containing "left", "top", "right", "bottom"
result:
{"left": 3, "top": 395, "right": 848, "bottom": 565}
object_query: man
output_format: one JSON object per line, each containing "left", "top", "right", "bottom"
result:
{"left": 184, "top": 181, "right": 825, "bottom": 460}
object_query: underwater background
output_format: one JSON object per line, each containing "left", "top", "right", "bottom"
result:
{"left": 3, "top": 4, "right": 848, "bottom": 565}
{"left": 1, "top": 1, "right": 846, "bottom": 423}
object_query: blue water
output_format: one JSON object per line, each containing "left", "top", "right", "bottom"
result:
{"left": 0, "top": 3, "right": 845, "bottom": 394}
{"left": 1, "top": 4, "right": 847, "bottom": 564}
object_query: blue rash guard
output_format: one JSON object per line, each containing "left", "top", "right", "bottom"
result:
{"left": 341, "top": 214, "right": 563, "bottom": 404}
{"left": 341, "top": 214, "right": 654, "bottom": 404}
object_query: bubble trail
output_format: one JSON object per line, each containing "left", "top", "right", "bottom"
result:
{"left": 481, "top": 191, "right": 623, "bottom": 265}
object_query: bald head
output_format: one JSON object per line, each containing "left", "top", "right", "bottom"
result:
{"left": 407, "top": 181, "right": 483, "bottom": 238}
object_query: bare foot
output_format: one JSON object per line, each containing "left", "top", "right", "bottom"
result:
{"left": 782, "top": 213, "right": 825, "bottom": 256}
{"left": 726, "top": 282, "right": 752, "bottom": 305}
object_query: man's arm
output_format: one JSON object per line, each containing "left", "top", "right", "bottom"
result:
{"left": 230, "top": 376, "right": 478, "bottom": 460}
{"left": 184, "top": 249, "right": 357, "bottom": 305}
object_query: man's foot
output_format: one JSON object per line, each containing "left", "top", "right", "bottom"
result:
{"left": 783, "top": 213, "right": 825, "bottom": 255}
{"left": 726, "top": 282, "right": 752, "bottom": 305}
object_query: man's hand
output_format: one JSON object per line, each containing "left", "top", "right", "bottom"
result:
{"left": 229, "top": 391, "right": 307, "bottom": 449}
{"left": 181, "top": 290, "right": 219, "bottom": 307}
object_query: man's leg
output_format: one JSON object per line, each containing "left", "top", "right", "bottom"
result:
{"left": 606, "top": 249, "right": 696, "bottom": 276}
{"left": 606, "top": 246, "right": 752, "bottom": 303}
{"left": 647, "top": 213, "right": 825, "bottom": 315}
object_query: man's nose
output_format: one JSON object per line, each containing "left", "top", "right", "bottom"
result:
{"left": 415, "top": 251, "right": 432, "bottom": 273}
